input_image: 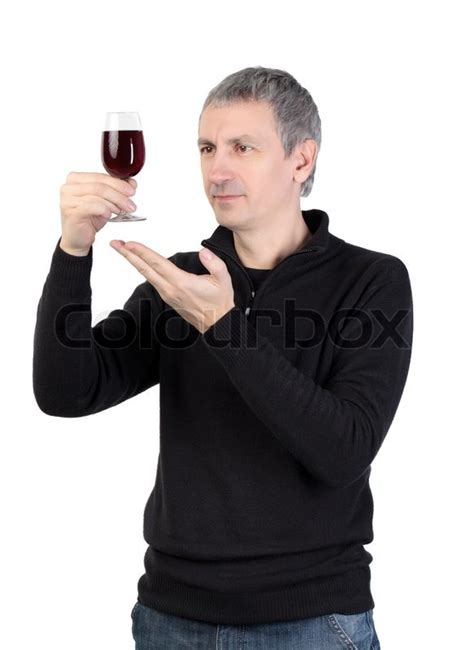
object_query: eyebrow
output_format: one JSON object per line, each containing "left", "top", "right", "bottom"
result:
{"left": 197, "top": 134, "right": 261, "bottom": 146}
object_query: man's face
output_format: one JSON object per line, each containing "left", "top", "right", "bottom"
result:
{"left": 198, "top": 100, "right": 303, "bottom": 230}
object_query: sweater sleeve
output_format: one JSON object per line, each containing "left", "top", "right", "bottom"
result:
{"left": 33, "top": 237, "right": 166, "bottom": 417}
{"left": 201, "top": 259, "right": 413, "bottom": 488}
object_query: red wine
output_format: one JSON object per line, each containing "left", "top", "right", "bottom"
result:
{"left": 101, "top": 130, "right": 145, "bottom": 178}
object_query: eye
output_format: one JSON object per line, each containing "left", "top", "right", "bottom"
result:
{"left": 199, "top": 144, "right": 253, "bottom": 154}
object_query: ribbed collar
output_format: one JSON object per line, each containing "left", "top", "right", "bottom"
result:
{"left": 200, "top": 209, "right": 330, "bottom": 261}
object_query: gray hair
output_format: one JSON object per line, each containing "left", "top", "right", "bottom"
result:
{"left": 199, "top": 66, "right": 321, "bottom": 197}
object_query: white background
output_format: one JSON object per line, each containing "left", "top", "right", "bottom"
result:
{"left": 1, "top": 1, "right": 472, "bottom": 648}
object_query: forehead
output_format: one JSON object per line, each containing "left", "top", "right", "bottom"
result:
{"left": 198, "top": 100, "right": 278, "bottom": 142}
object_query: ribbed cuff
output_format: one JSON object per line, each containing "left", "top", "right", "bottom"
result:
{"left": 46, "top": 236, "right": 93, "bottom": 295}
{"left": 202, "top": 305, "right": 258, "bottom": 362}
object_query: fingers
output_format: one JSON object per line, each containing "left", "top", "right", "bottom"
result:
{"left": 65, "top": 195, "right": 119, "bottom": 213}
{"left": 65, "top": 171, "right": 137, "bottom": 195}
{"left": 120, "top": 242, "right": 184, "bottom": 280}
{"left": 67, "top": 202, "right": 113, "bottom": 222}
{"left": 59, "top": 172, "right": 140, "bottom": 249}
{"left": 112, "top": 242, "right": 175, "bottom": 296}
{"left": 113, "top": 241, "right": 188, "bottom": 287}
{"left": 61, "top": 181, "right": 136, "bottom": 214}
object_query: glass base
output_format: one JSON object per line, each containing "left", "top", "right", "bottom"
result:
{"left": 108, "top": 211, "right": 147, "bottom": 222}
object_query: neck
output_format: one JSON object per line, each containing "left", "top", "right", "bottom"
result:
{"left": 232, "top": 208, "right": 312, "bottom": 269}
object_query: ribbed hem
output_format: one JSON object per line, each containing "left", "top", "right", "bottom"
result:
{"left": 46, "top": 236, "right": 93, "bottom": 295}
{"left": 137, "top": 564, "right": 375, "bottom": 625}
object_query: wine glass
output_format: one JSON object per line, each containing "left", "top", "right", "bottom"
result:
{"left": 101, "top": 111, "right": 147, "bottom": 221}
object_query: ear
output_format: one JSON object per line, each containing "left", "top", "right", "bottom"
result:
{"left": 294, "top": 139, "right": 318, "bottom": 182}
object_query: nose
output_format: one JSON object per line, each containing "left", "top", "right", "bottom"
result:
{"left": 206, "top": 149, "right": 236, "bottom": 185}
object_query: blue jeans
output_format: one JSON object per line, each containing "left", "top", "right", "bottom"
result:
{"left": 130, "top": 600, "right": 381, "bottom": 649}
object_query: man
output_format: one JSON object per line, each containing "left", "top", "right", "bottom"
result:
{"left": 34, "top": 66, "right": 412, "bottom": 648}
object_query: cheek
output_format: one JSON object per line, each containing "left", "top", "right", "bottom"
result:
{"left": 264, "top": 161, "right": 292, "bottom": 195}
{"left": 251, "top": 161, "right": 283, "bottom": 191}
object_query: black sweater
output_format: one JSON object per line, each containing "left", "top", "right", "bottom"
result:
{"left": 33, "top": 209, "right": 413, "bottom": 625}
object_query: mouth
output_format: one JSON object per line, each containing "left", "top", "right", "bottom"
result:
{"left": 214, "top": 195, "right": 243, "bottom": 201}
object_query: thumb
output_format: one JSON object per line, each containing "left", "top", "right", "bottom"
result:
{"left": 199, "top": 248, "right": 228, "bottom": 279}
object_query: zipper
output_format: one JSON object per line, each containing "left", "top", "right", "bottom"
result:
{"left": 200, "top": 239, "right": 319, "bottom": 320}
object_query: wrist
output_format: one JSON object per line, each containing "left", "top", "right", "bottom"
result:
{"left": 59, "top": 238, "right": 91, "bottom": 257}
{"left": 202, "top": 303, "right": 236, "bottom": 334}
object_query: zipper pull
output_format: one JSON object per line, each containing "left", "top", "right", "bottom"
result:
{"left": 245, "top": 290, "right": 256, "bottom": 317}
